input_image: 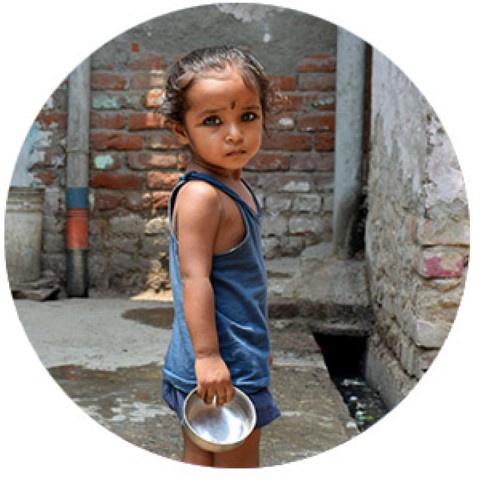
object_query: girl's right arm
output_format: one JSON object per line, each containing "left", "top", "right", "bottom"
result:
{"left": 174, "top": 181, "right": 234, "bottom": 407}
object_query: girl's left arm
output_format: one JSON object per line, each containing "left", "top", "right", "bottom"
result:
{"left": 175, "top": 181, "right": 234, "bottom": 406}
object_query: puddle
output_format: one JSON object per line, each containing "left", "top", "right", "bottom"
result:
{"left": 122, "top": 307, "right": 173, "bottom": 328}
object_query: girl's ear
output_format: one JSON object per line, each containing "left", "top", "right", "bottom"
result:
{"left": 170, "top": 122, "right": 190, "bottom": 146}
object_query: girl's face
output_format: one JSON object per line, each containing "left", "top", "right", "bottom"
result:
{"left": 172, "top": 66, "right": 263, "bottom": 176}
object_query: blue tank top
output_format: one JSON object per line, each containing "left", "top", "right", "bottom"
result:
{"left": 162, "top": 171, "right": 270, "bottom": 394}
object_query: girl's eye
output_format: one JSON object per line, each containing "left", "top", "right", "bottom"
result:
{"left": 241, "top": 112, "right": 259, "bottom": 122}
{"left": 202, "top": 116, "right": 221, "bottom": 126}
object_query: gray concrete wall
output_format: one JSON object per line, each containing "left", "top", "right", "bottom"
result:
{"left": 365, "top": 49, "right": 469, "bottom": 408}
{"left": 93, "top": 4, "right": 337, "bottom": 74}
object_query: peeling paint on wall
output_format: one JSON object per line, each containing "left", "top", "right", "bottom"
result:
{"left": 424, "top": 108, "right": 467, "bottom": 208}
{"left": 216, "top": 4, "right": 283, "bottom": 23}
{"left": 94, "top": 154, "right": 115, "bottom": 170}
{"left": 216, "top": 4, "right": 278, "bottom": 45}
{"left": 12, "top": 124, "right": 50, "bottom": 186}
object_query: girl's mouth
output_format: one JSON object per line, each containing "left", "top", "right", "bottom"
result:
{"left": 226, "top": 149, "right": 247, "bottom": 156}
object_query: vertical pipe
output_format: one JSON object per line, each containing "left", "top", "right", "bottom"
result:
{"left": 333, "top": 28, "right": 366, "bottom": 258}
{"left": 66, "top": 58, "right": 90, "bottom": 297}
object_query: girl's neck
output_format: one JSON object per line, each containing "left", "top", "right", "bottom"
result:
{"left": 187, "top": 157, "right": 242, "bottom": 182}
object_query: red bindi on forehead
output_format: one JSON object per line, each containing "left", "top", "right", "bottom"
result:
{"left": 230, "top": 101, "right": 236, "bottom": 110}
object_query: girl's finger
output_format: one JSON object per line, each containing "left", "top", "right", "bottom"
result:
{"left": 203, "top": 387, "right": 215, "bottom": 405}
{"left": 224, "top": 384, "right": 235, "bottom": 404}
{"left": 216, "top": 385, "right": 229, "bottom": 407}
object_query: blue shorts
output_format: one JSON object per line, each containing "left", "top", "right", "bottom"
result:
{"left": 162, "top": 380, "right": 281, "bottom": 430}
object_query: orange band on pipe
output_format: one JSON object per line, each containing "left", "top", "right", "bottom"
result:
{"left": 66, "top": 209, "right": 89, "bottom": 250}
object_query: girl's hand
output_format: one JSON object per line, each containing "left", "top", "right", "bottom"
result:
{"left": 195, "top": 355, "right": 234, "bottom": 407}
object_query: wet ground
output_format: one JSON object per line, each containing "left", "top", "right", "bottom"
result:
{"left": 333, "top": 376, "right": 388, "bottom": 432}
{"left": 48, "top": 362, "right": 358, "bottom": 466}
{"left": 16, "top": 297, "right": 366, "bottom": 467}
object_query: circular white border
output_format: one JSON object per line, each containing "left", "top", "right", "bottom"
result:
{"left": 1, "top": 2, "right": 478, "bottom": 479}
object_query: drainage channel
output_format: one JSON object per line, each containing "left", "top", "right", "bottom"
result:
{"left": 314, "top": 332, "right": 388, "bottom": 432}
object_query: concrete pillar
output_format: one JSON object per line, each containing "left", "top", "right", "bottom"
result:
{"left": 333, "top": 28, "right": 366, "bottom": 258}
{"left": 66, "top": 58, "right": 91, "bottom": 297}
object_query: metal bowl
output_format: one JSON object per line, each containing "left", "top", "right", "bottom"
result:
{"left": 183, "top": 387, "right": 257, "bottom": 452}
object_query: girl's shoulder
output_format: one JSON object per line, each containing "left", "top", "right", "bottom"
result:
{"left": 175, "top": 179, "right": 222, "bottom": 213}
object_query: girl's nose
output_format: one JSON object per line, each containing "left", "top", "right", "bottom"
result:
{"left": 225, "top": 123, "right": 243, "bottom": 143}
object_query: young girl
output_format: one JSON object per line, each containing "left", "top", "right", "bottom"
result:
{"left": 161, "top": 46, "right": 280, "bottom": 468}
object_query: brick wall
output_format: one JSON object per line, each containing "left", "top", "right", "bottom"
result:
{"left": 247, "top": 53, "right": 336, "bottom": 260}
{"left": 365, "top": 50, "right": 469, "bottom": 408}
{"left": 26, "top": 46, "right": 336, "bottom": 295}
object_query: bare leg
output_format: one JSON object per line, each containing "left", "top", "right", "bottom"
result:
{"left": 182, "top": 428, "right": 214, "bottom": 466}
{"left": 214, "top": 429, "right": 262, "bottom": 468}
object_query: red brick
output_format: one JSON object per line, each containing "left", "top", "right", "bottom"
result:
{"left": 90, "top": 112, "right": 125, "bottom": 129}
{"left": 280, "top": 94, "right": 335, "bottom": 112}
{"left": 128, "top": 112, "right": 166, "bottom": 131}
{"left": 131, "top": 42, "right": 140, "bottom": 53}
{"left": 147, "top": 172, "right": 180, "bottom": 190}
{"left": 297, "top": 54, "right": 336, "bottom": 73}
{"left": 298, "top": 114, "right": 335, "bottom": 132}
{"left": 34, "top": 171, "right": 56, "bottom": 185}
{"left": 290, "top": 152, "right": 334, "bottom": 172}
{"left": 127, "top": 152, "right": 178, "bottom": 170}
{"left": 125, "top": 192, "right": 145, "bottom": 211}
{"left": 247, "top": 153, "right": 290, "bottom": 171}
{"left": 128, "top": 54, "right": 166, "bottom": 70}
{"left": 145, "top": 132, "right": 182, "bottom": 150}
{"left": 91, "top": 172, "right": 142, "bottom": 190}
{"left": 280, "top": 94, "right": 307, "bottom": 112}
{"left": 261, "top": 133, "right": 312, "bottom": 152}
{"left": 152, "top": 191, "right": 170, "bottom": 210}
{"left": 42, "top": 148, "right": 65, "bottom": 167}
{"left": 91, "top": 73, "right": 127, "bottom": 91}
{"left": 95, "top": 192, "right": 123, "bottom": 210}
{"left": 143, "top": 89, "right": 164, "bottom": 108}
{"left": 298, "top": 73, "right": 336, "bottom": 91}
{"left": 268, "top": 75, "right": 296, "bottom": 91}
{"left": 311, "top": 92, "right": 336, "bottom": 111}
{"left": 90, "top": 133, "right": 142, "bottom": 151}
{"left": 416, "top": 250, "right": 465, "bottom": 279}
{"left": 315, "top": 132, "right": 335, "bottom": 151}
{"left": 266, "top": 113, "right": 295, "bottom": 131}
{"left": 131, "top": 72, "right": 165, "bottom": 89}
{"left": 36, "top": 112, "right": 67, "bottom": 129}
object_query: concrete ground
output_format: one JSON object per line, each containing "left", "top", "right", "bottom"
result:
{"left": 14, "top": 296, "right": 359, "bottom": 467}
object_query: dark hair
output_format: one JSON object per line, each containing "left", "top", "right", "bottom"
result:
{"left": 160, "top": 46, "right": 278, "bottom": 128}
